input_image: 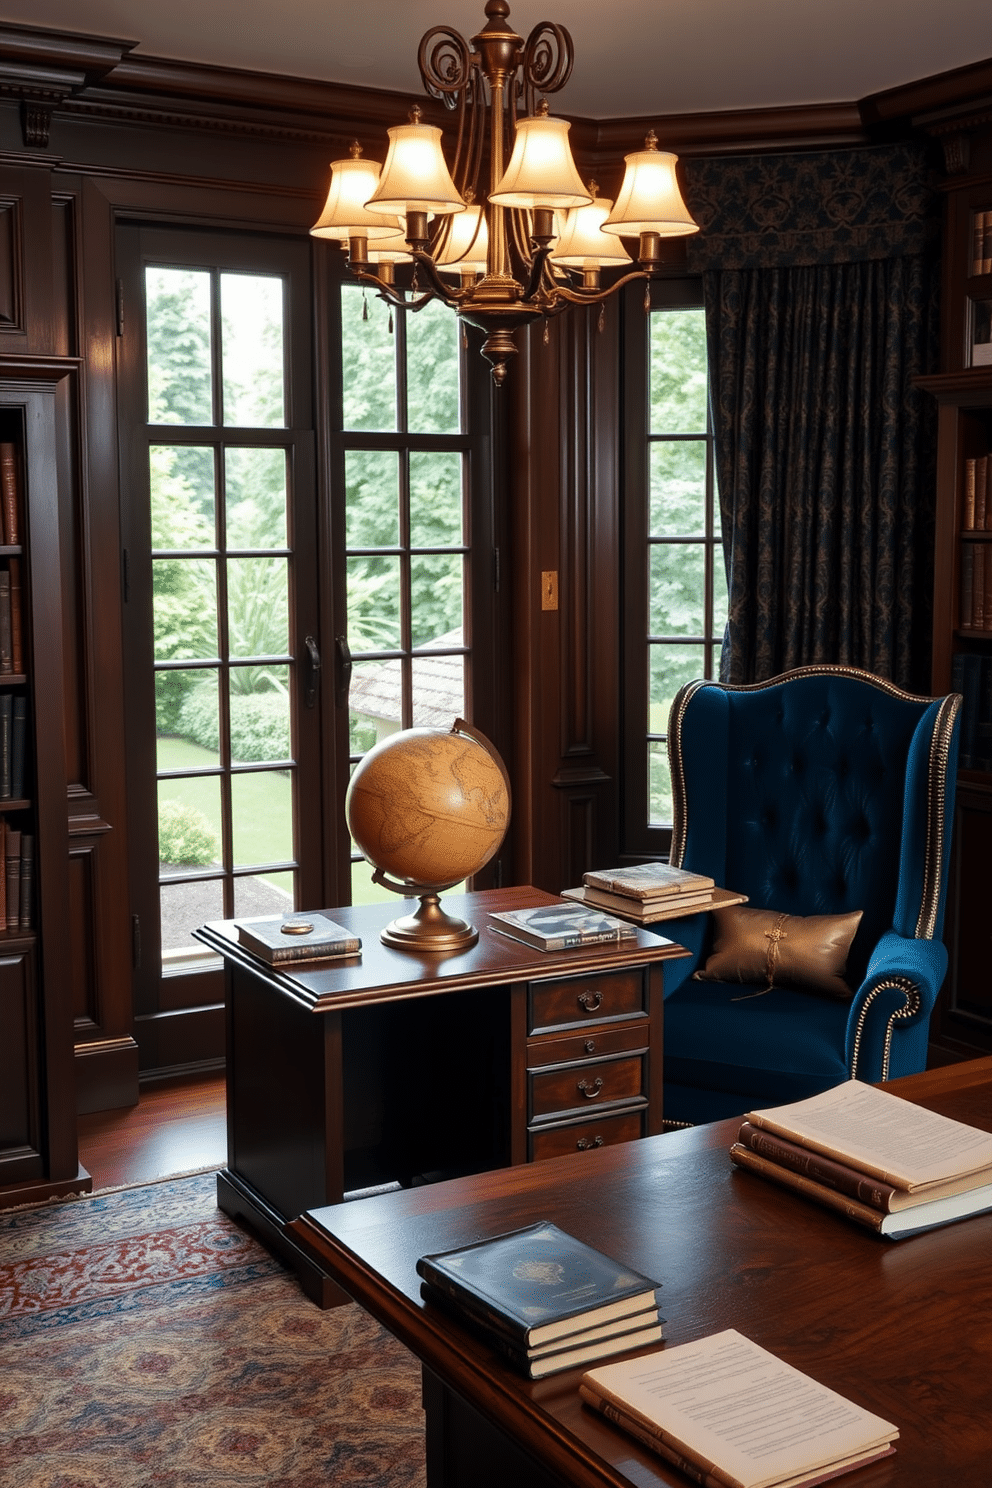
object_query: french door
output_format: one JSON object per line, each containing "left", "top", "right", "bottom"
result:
{"left": 117, "top": 225, "right": 324, "bottom": 1057}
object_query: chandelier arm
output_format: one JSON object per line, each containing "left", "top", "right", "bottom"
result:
{"left": 408, "top": 249, "right": 467, "bottom": 306}
{"left": 345, "top": 264, "right": 456, "bottom": 313}
{"left": 549, "top": 270, "right": 653, "bottom": 306}
{"left": 521, "top": 241, "right": 555, "bottom": 302}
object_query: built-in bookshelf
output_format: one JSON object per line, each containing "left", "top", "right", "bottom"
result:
{"left": 917, "top": 155, "right": 992, "bottom": 1060}
{"left": 0, "top": 436, "right": 34, "bottom": 937}
{"left": 0, "top": 375, "right": 82, "bottom": 1208}
{"left": 967, "top": 205, "right": 992, "bottom": 369}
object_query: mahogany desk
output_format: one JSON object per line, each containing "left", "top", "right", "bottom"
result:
{"left": 195, "top": 886, "right": 688, "bottom": 1305}
{"left": 292, "top": 1057, "right": 992, "bottom": 1488}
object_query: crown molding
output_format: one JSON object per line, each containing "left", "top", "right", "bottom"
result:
{"left": 2, "top": 21, "right": 990, "bottom": 163}
{"left": 0, "top": 20, "right": 135, "bottom": 146}
{"left": 861, "top": 55, "right": 992, "bottom": 128}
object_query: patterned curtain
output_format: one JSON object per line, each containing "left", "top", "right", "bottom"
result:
{"left": 682, "top": 144, "right": 941, "bottom": 690}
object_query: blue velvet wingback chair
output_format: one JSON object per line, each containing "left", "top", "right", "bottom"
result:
{"left": 661, "top": 666, "right": 961, "bottom": 1126}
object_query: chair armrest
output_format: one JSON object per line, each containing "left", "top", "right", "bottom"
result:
{"left": 658, "top": 912, "right": 710, "bottom": 997}
{"left": 844, "top": 931, "right": 948, "bottom": 1082}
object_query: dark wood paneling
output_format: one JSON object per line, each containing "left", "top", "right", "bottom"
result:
{"left": 0, "top": 947, "right": 42, "bottom": 1182}
{"left": 0, "top": 196, "right": 20, "bottom": 330}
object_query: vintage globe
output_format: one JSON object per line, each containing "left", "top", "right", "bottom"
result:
{"left": 345, "top": 719, "right": 511, "bottom": 950}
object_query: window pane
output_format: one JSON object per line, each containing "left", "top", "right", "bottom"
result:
{"left": 349, "top": 657, "right": 403, "bottom": 741}
{"left": 226, "top": 447, "right": 288, "bottom": 549}
{"left": 650, "top": 441, "right": 707, "bottom": 536}
{"left": 157, "top": 669, "right": 220, "bottom": 768}
{"left": 650, "top": 308, "right": 707, "bottom": 434}
{"left": 346, "top": 450, "right": 400, "bottom": 548}
{"left": 650, "top": 544, "right": 706, "bottom": 636}
{"left": 233, "top": 871, "right": 296, "bottom": 920}
{"left": 153, "top": 557, "right": 217, "bottom": 662}
{"left": 350, "top": 855, "right": 396, "bottom": 906}
{"left": 146, "top": 268, "right": 213, "bottom": 426}
{"left": 411, "top": 553, "right": 462, "bottom": 648}
{"left": 406, "top": 298, "right": 460, "bottom": 434}
{"left": 412, "top": 648, "right": 464, "bottom": 728}
{"left": 649, "top": 644, "right": 705, "bottom": 737}
{"left": 231, "top": 769, "right": 293, "bottom": 868}
{"left": 160, "top": 876, "right": 224, "bottom": 960}
{"left": 648, "top": 741, "right": 673, "bottom": 827}
{"left": 341, "top": 285, "right": 397, "bottom": 432}
{"left": 410, "top": 451, "right": 462, "bottom": 546}
{"left": 158, "top": 775, "right": 222, "bottom": 871}
{"left": 349, "top": 700, "right": 383, "bottom": 756}
{"left": 221, "top": 273, "right": 286, "bottom": 427}
{"left": 150, "top": 445, "right": 215, "bottom": 551}
{"left": 229, "top": 665, "right": 292, "bottom": 765}
{"left": 347, "top": 554, "right": 401, "bottom": 651}
{"left": 227, "top": 557, "right": 289, "bottom": 658}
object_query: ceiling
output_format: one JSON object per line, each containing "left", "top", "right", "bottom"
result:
{"left": 2, "top": 0, "right": 991, "bottom": 119}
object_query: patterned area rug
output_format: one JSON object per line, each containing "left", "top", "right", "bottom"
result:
{"left": 0, "top": 1173, "right": 426, "bottom": 1487}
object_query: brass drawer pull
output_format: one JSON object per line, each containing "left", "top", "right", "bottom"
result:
{"left": 577, "top": 1077, "right": 603, "bottom": 1099}
{"left": 584, "top": 1038, "right": 596, "bottom": 1053}
{"left": 577, "top": 990, "right": 602, "bottom": 1013}
{"left": 576, "top": 1134, "right": 604, "bottom": 1150}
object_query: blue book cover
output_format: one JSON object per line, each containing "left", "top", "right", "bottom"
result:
{"left": 417, "top": 1221, "right": 659, "bottom": 1347}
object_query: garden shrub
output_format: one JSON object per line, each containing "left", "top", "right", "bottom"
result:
{"left": 159, "top": 800, "right": 219, "bottom": 866}
{"left": 178, "top": 685, "right": 290, "bottom": 762}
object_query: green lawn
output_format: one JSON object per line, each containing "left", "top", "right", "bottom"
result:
{"left": 157, "top": 736, "right": 292, "bottom": 891}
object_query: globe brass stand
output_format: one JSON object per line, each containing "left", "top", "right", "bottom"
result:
{"left": 372, "top": 870, "right": 479, "bottom": 951}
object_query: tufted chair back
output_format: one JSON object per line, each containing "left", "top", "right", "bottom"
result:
{"left": 662, "top": 666, "right": 960, "bottom": 1126}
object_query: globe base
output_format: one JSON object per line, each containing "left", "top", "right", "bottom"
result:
{"left": 380, "top": 892, "right": 480, "bottom": 953}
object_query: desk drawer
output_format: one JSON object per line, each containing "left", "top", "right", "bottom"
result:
{"left": 530, "top": 1053, "right": 645, "bottom": 1122}
{"left": 528, "top": 968, "right": 646, "bottom": 1035}
{"left": 529, "top": 1109, "right": 645, "bottom": 1162}
{"left": 526, "top": 1021, "right": 648, "bottom": 1070}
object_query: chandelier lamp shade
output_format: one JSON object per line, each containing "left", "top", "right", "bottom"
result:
{"left": 310, "top": 0, "right": 698, "bottom": 383}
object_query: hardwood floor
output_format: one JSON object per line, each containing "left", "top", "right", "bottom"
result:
{"left": 77, "top": 1071, "right": 227, "bottom": 1191}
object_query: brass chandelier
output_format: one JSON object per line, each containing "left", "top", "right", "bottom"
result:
{"left": 311, "top": 0, "right": 699, "bottom": 384}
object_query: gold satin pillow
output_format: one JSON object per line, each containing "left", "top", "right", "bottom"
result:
{"left": 693, "top": 904, "right": 863, "bottom": 999}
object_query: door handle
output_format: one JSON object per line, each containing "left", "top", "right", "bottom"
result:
{"left": 335, "top": 634, "right": 353, "bottom": 708}
{"left": 304, "top": 635, "right": 321, "bottom": 709}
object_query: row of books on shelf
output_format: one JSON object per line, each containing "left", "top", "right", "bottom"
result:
{"left": 0, "top": 561, "right": 24, "bottom": 675}
{"left": 0, "top": 819, "right": 33, "bottom": 932}
{"left": 958, "top": 541, "right": 992, "bottom": 631}
{"left": 962, "top": 453, "right": 992, "bottom": 531}
{"left": 0, "top": 692, "right": 28, "bottom": 799}
{"left": 0, "top": 442, "right": 22, "bottom": 548}
{"left": 971, "top": 210, "right": 992, "bottom": 276}
{"left": 950, "top": 652, "right": 992, "bottom": 769}
{"left": 416, "top": 1081, "right": 991, "bottom": 1485}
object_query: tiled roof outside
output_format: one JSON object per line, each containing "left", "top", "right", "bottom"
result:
{"left": 349, "top": 629, "right": 465, "bottom": 733}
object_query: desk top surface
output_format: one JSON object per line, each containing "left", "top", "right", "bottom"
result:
{"left": 195, "top": 885, "right": 689, "bottom": 1012}
{"left": 292, "top": 1058, "right": 992, "bottom": 1488}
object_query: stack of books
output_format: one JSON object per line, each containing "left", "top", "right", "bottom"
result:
{"left": 488, "top": 902, "right": 638, "bottom": 951}
{"left": 562, "top": 862, "right": 747, "bottom": 924}
{"left": 234, "top": 912, "right": 361, "bottom": 965}
{"left": 730, "top": 1080, "right": 992, "bottom": 1238}
{"left": 417, "top": 1221, "right": 664, "bottom": 1379}
{"left": 581, "top": 1328, "right": 898, "bottom": 1488}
